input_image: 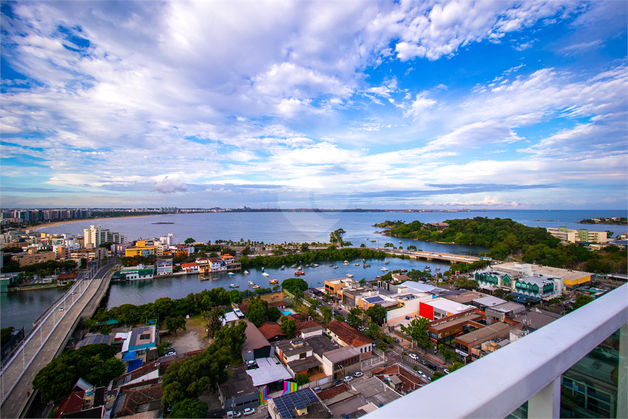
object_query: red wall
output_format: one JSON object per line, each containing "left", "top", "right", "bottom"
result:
{"left": 419, "top": 302, "right": 434, "bottom": 320}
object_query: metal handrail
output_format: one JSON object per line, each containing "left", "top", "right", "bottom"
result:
{"left": 366, "top": 283, "right": 628, "bottom": 418}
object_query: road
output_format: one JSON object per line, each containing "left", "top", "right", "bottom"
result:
{"left": 0, "top": 262, "right": 115, "bottom": 419}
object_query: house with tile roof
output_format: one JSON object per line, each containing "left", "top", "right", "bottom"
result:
{"left": 325, "top": 321, "right": 374, "bottom": 359}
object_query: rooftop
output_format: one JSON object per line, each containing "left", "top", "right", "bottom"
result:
{"left": 221, "top": 366, "right": 258, "bottom": 398}
{"left": 428, "top": 314, "right": 483, "bottom": 332}
{"left": 326, "top": 320, "right": 374, "bottom": 347}
{"left": 245, "top": 357, "right": 292, "bottom": 387}
{"left": 472, "top": 296, "right": 508, "bottom": 307}
{"left": 456, "top": 322, "right": 517, "bottom": 346}
{"left": 304, "top": 335, "right": 340, "bottom": 357}
{"left": 442, "top": 291, "right": 486, "bottom": 304}
{"left": 491, "top": 262, "right": 591, "bottom": 283}
{"left": 271, "top": 388, "right": 331, "bottom": 419}
{"left": 324, "top": 346, "right": 361, "bottom": 363}
{"left": 242, "top": 319, "right": 271, "bottom": 354}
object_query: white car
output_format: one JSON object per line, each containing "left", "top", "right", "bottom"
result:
{"left": 408, "top": 353, "right": 418, "bottom": 360}
{"left": 354, "top": 371, "right": 364, "bottom": 377}
{"left": 343, "top": 375, "right": 354, "bottom": 382}
{"left": 443, "top": 368, "right": 450, "bottom": 374}
{"left": 243, "top": 407, "right": 255, "bottom": 416}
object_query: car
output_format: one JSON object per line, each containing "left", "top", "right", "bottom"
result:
{"left": 426, "top": 363, "right": 438, "bottom": 370}
{"left": 343, "top": 375, "right": 354, "bottom": 382}
{"left": 408, "top": 353, "right": 418, "bottom": 360}
{"left": 313, "top": 386, "right": 322, "bottom": 393}
{"left": 243, "top": 408, "right": 255, "bottom": 416}
{"left": 226, "top": 411, "right": 242, "bottom": 418}
{"left": 71, "top": 291, "right": 76, "bottom": 295}
{"left": 332, "top": 380, "right": 343, "bottom": 387}
{"left": 354, "top": 371, "right": 363, "bottom": 377}
{"left": 59, "top": 307, "right": 64, "bottom": 312}
{"left": 443, "top": 368, "right": 450, "bottom": 375}
{"left": 419, "top": 372, "right": 428, "bottom": 381}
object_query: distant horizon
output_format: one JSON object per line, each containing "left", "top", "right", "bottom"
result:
{"left": 3, "top": 207, "right": 627, "bottom": 212}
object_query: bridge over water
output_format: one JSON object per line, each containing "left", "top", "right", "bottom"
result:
{"left": 0, "top": 262, "right": 115, "bottom": 418}
{"left": 381, "top": 249, "right": 483, "bottom": 264}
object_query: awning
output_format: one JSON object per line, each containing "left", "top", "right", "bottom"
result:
{"left": 122, "top": 351, "right": 137, "bottom": 361}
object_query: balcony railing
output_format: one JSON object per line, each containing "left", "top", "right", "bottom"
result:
{"left": 366, "top": 283, "right": 627, "bottom": 418}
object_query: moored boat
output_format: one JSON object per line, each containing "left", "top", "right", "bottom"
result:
{"left": 381, "top": 267, "right": 388, "bottom": 272}
{"left": 269, "top": 279, "right": 279, "bottom": 284}
{"left": 281, "top": 265, "right": 285, "bottom": 270}
{"left": 229, "top": 283, "right": 239, "bottom": 288}
{"left": 345, "top": 273, "right": 353, "bottom": 278}
{"left": 227, "top": 272, "right": 235, "bottom": 276}
{"left": 294, "top": 271, "right": 305, "bottom": 276}
{"left": 262, "top": 272, "right": 270, "bottom": 277}
{"left": 243, "top": 270, "right": 249, "bottom": 275}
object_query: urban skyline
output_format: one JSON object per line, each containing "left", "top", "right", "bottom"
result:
{"left": 1, "top": 1, "right": 627, "bottom": 210}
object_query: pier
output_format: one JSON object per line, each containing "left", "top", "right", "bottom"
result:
{"left": 0, "top": 262, "right": 115, "bottom": 418}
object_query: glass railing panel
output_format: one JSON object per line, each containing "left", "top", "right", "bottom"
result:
{"left": 561, "top": 325, "right": 624, "bottom": 418}
{"left": 506, "top": 401, "right": 528, "bottom": 419}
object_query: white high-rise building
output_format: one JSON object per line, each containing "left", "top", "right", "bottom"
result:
{"left": 83, "top": 225, "right": 127, "bottom": 248}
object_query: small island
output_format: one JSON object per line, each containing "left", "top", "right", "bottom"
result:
{"left": 579, "top": 217, "right": 627, "bottom": 225}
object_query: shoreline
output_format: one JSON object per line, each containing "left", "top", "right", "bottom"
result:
{"left": 28, "top": 214, "right": 165, "bottom": 231}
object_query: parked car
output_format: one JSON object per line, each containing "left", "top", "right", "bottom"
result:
{"left": 343, "top": 375, "right": 354, "bottom": 382}
{"left": 354, "top": 371, "right": 364, "bottom": 377}
{"left": 425, "top": 363, "right": 438, "bottom": 370}
{"left": 313, "top": 387, "right": 322, "bottom": 393}
{"left": 443, "top": 368, "right": 450, "bottom": 374}
{"left": 419, "top": 372, "right": 428, "bottom": 381}
{"left": 408, "top": 353, "right": 418, "bottom": 360}
{"left": 243, "top": 408, "right": 255, "bottom": 416}
{"left": 59, "top": 307, "right": 64, "bottom": 312}
{"left": 226, "top": 411, "right": 242, "bottom": 418}
{"left": 333, "top": 380, "right": 343, "bottom": 387}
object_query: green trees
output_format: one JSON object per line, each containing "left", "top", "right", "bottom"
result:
{"left": 366, "top": 305, "right": 387, "bottom": 325}
{"left": 347, "top": 308, "right": 364, "bottom": 329}
{"left": 165, "top": 316, "right": 187, "bottom": 335}
{"left": 320, "top": 305, "right": 333, "bottom": 324}
{"left": 400, "top": 317, "right": 431, "bottom": 349}
{"left": 281, "top": 278, "right": 308, "bottom": 294}
{"left": 1, "top": 327, "right": 15, "bottom": 346}
{"left": 228, "top": 289, "right": 243, "bottom": 304}
{"left": 169, "top": 398, "right": 208, "bottom": 418}
{"left": 184, "top": 238, "right": 195, "bottom": 245}
{"left": 295, "top": 374, "right": 310, "bottom": 386}
{"left": 571, "top": 295, "right": 594, "bottom": 311}
{"left": 161, "top": 321, "right": 247, "bottom": 410}
{"left": 334, "top": 314, "right": 345, "bottom": 322}
{"left": 280, "top": 316, "right": 297, "bottom": 338}
{"left": 247, "top": 297, "right": 270, "bottom": 327}
{"left": 33, "top": 344, "right": 125, "bottom": 403}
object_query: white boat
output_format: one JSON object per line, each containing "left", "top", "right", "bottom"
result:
{"left": 243, "top": 270, "right": 249, "bottom": 275}
{"left": 252, "top": 284, "right": 260, "bottom": 289}
{"left": 227, "top": 272, "right": 235, "bottom": 276}
{"left": 345, "top": 274, "right": 354, "bottom": 278}
{"left": 280, "top": 265, "right": 285, "bottom": 270}
{"left": 229, "top": 283, "right": 239, "bottom": 288}
{"left": 333, "top": 266, "right": 339, "bottom": 269}
{"left": 248, "top": 281, "right": 255, "bottom": 286}
{"left": 262, "top": 272, "right": 270, "bottom": 277}
{"left": 343, "top": 260, "right": 349, "bottom": 265}
{"left": 298, "top": 265, "right": 302, "bottom": 270}
{"left": 313, "top": 264, "right": 319, "bottom": 267}
{"left": 381, "top": 267, "right": 388, "bottom": 272}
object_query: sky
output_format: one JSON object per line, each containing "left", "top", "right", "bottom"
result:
{"left": 1, "top": 0, "right": 627, "bottom": 210}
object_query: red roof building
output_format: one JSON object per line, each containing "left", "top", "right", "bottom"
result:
{"left": 325, "top": 320, "right": 375, "bottom": 358}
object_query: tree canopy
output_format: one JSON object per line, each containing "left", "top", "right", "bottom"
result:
{"left": 281, "top": 277, "right": 308, "bottom": 294}
{"left": 33, "top": 344, "right": 125, "bottom": 403}
{"left": 400, "top": 317, "right": 431, "bottom": 349}
{"left": 169, "top": 398, "right": 208, "bottom": 418}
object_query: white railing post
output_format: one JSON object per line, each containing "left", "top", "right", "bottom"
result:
{"left": 528, "top": 377, "right": 560, "bottom": 419}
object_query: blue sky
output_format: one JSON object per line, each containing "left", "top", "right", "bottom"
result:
{"left": 1, "top": 0, "right": 626, "bottom": 209}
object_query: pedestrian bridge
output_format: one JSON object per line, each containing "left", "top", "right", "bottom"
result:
{"left": 382, "top": 249, "right": 482, "bottom": 264}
